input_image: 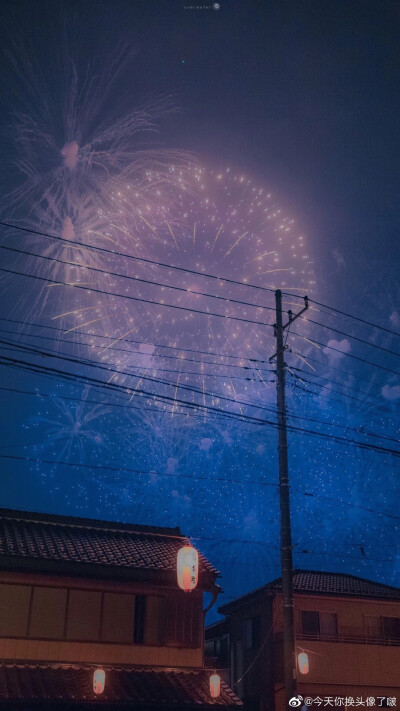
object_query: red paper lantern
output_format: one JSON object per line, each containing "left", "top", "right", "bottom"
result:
{"left": 209, "top": 673, "right": 221, "bottom": 698}
{"left": 177, "top": 545, "right": 199, "bottom": 592}
{"left": 93, "top": 668, "right": 105, "bottom": 694}
{"left": 297, "top": 652, "right": 309, "bottom": 674}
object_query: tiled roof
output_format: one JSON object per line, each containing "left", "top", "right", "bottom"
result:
{"left": 0, "top": 508, "right": 218, "bottom": 582}
{"left": 219, "top": 569, "right": 400, "bottom": 613}
{"left": 0, "top": 663, "right": 242, "bottom": 708}
{"left": 291, "top": 570, "right": 400, "bottom": 599}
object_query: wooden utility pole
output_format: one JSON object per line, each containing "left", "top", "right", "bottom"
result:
{"left": 271, "top": 289, "right": 308, "bottom": 705}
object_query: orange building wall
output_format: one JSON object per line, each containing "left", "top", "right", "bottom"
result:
{"left": 0, "top": 637, "right": 202, "bottom": 667}
{"left": 273, "top": 594, "right": 400, "bottom": 711}
{"left": 293, "top": 593, "right": 400, "bottom": 637}
{"left": 0, "top": 570, "right": 204, "bottom": 668}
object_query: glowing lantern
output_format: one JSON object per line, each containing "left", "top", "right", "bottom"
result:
{"left": 93, "top": 668, "right": 105, "bottom": 694}
{"left": 209, "top": 673, "right": 221, "bottom": 698}
{"left": 177, "top": 545, "right": 199, "bottom": 592}
{"left": 297, "top": 652, "right": 309, "bottom": 675}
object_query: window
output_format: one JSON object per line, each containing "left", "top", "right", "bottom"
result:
{"left": 219, "top": 635, "right": 229, "bottom": 663}
{"left": 244, "top": 616, "right": 261, "bottom": 649}
{"left": 0, "top": 584, "right": 31, "bottom": 637}
{"left": 301, "top": 610, "right": 338, "bottom": 639}
{"left": 165, "top": 593, "right": 201, "bottom": 647}
{"left": 29, "top": 587, "right": 67, "bottom": 639}
{"left": 0, "top": 583, "right": 169, "bottom": 646}
{"left": 145, "top": 595, "right": 166, "bottom": 645}
{"left": 134, "top": 594, "right": 146, "bottom": 643}
{"left": 301, "top": 610, "right": 319, "bottom": 636}
{"left": 101, "top": 593, "right": 135, "bottom": 644}
{"left": 204, "top": 639, "right": 215, "bottom": 657}
{"left": 364, "top": 615, "right": 382, "bottom": 641}
{"left": 364, "top": 616, "right": 400, "bottom": 643}
{"left": 66, "top": 589, "right": 102, "bottom": 641}
{"left": 319, "top": 611, "right": 338, "bottom": 638}
{"left": 382, "top": 617, "right": 400, "bottom": 642}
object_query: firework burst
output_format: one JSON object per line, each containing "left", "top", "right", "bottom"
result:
{"left": 48, "top": 164, "right": 315, "bottom": 415}
{"left": 3, "top": 43, "right": 189, "bottom": 221}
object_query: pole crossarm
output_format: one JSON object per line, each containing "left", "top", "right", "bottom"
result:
{"left": 284, "top": 295, "right": 309, "bottom": 330}
{"left": 269, "top": 295, "right": 308, "bottom": 363}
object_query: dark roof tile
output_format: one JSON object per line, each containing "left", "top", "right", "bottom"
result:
{"left": 219, "top": 569, "right": 400, "bottom": 613}
{"left": 0, "top": 663, "right": 242, "bottom": 708}
{"left": 291, "top": 569, "right": 400, "bottom": 598}
{"left": 0, "top": 508, "right": 218, "bottom": 579}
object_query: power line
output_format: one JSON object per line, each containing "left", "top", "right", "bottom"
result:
{"left": 2, "top": 320, "right": 396, "bottom": 424}
{"left": 2, "top": 313, "right": 397, "bottom": 420}
{"left": 0, "top": 326, "right": 274, "bottom": 378}
{"left": 309, "top": 298, "right": 400, "bottom": 339}
{"left": 0, "top": 339, "right": 270, "bottom": 384}
{"left": 5, "top": 225, "right": 398, "bottom": 368}
{"left": 301, "top": 316, "right": 400, "bottom": 358}
{"left": 1, "top": 351, "right": 399, "bottom": 457}
{"left": 284, "top": 396, "right": 398, "bottom": 444}
{"left": 0, "top": 357, "right": 245, "bottom": 423}
{"left": 291, "top": 330, "right": 400, "bottom": 377}
{"left": 0, "top": 353, "right": 269, "bottom": 426}
{"left": 287, "top": 346, "right": 397, "bottom": 393}
{"left": 299, "top": 490, "right": 400, "bottom": 522}
{"left": 291, "top": 377, "right": 398, "bottom": 423}
{"left": 0, "top": 370, "right": 255, "bottom": 428}
{"left": 1, "top": 372, "right": 395, "bottom": 448}
{"left": 3, "top": 316, "right": 395, "bottom": 408}
{"left": 0, "top": 384, "right": 264, "bottom": 427}
{"left": 0, "top": 266, "right": 274, "bottom": 329}
{"left": 0, "top": 489, "right": 392, "bottom": 556}
{"left": 0, "top": 318, "right": 394, "bottom": 450}
{"left": 297, "top": 549, "right": 395, "bottom": 564}
{"left": 0, "top": 336, "right": 279, "bottom": 416}
{"left": 0, "top": 326, "right": 398, "bottom": 453}
{"left": 3, "top": 308, "right": 397, "bottom": 442}
{"left": 288, "top": 369, "right": 400, "bottom": 421}
{"left": 0, "top": 220, "right": 283, "bottom": 297}
{"left": 320, "top": 540, "right": 400, "bottom": 550}
{"left": 290, "top": 363, "right": 399, "bottom": 411}
{"left": 0, "top": 243, "right": 277, "bottom": 314}
{"left": 3, "top": 222, "right": 398, "bottom": 341}
{"left": 1, "top": 335, "right": 397, "bottom": 448}
{"left": 0, "top": 316, "right": 270, "bottom": 366}
{"left": 0, "top": 453, "right": 277, "bottom": 487}
{"left": 2, "top": 453, "right": 399, "bottom": 523}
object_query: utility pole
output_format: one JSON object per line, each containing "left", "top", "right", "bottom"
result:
{"left": 270, "top": 289, "right": 308, "bottom": 705}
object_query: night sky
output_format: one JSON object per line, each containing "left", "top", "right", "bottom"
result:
{"left": 0, "top": 0, "right": 399, "bottom": 620}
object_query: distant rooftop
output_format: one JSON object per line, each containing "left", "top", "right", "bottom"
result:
{"left": 219, "top": 569, "right": 400, "bottom": 614}
{"left": 0, "top": 508, "right": 218, "bottom": 585}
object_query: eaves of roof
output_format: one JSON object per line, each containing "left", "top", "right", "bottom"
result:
{"left": 0, "top": 662, "right": 243, "bottom": 709}
{"left": 0, "top": 508, "right": 219, "bottom": 591}
{"left": 218, "top": 569, "right": 400, "bottom": 615}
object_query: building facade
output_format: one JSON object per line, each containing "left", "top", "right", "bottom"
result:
{"left": 206, "top": 570, "right": 400, "bottom": 711}
{"left": 0, "top": 507, "right": 242, "bottom": 709}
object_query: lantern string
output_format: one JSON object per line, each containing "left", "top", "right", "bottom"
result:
{"left": 296, "top": 645, "right": 323, "bottom": 657}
